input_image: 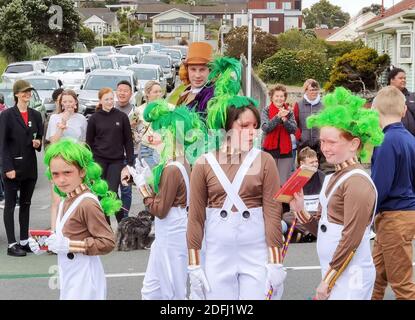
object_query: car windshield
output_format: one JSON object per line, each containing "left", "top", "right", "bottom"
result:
{"left": 83, "top": 75, "right": 131, "bottom": 90}
{"left": 141, "top": 46, "right": 151, "bottom": 54}
{"left": 116, "top": 57, "right": 132, "bottom": 66}
{"left": 47, "top": 58, "right": 84, "bottom": 72}
{"left": 28, "top": 79, "right": 58, "bottom": 90}
{"left": 162, "top": 50, "right": 181, "bottom": 59}
{"left": 120, "top": 48, "right": 140, "bottom": 56}
{"left": 99, "top": 59, "right": 114, "bottom": 69}
{"left": 130, "top": 68, "right": 157, "bottom": 80}
{"left": 5, "top": 64, "right": 34, "bottom": 73}
{"left": 141, "top": 56, "right": 169, "bottom": 67}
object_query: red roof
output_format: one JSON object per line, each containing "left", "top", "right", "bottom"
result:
{"left": 363, "top": 0, "right": 415, "bottom": 27}
{"left": 313, "top": 28, "right": 339, "bottom": 40}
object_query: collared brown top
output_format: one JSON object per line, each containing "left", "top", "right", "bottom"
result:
{"left": 61, "top": 189, "right": 115, "bottom": 256}
{"left": 187, "top": 149, "right": 283, "bottom": 250}
{"left": 146, "top": 159, "right": 191, "bottom": 219}
{"left": 303, "top": 163, "right": 376, "bottom": 271}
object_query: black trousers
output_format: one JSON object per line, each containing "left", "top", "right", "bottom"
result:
{"left": 94, "top": 157, "right": 125, "bottom": 224}
{"left": 3, "top": 177, "right": 37, "bottom": 244}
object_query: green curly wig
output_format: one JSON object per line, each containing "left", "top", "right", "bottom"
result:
{"left": 144, "top": 99, "right": 207, "bottom": 193}
{"left": 306, "top": 87, "right": 384, "bottom": 161}
{"left": 44, "top": 139, "right": 122, "bottom": 216}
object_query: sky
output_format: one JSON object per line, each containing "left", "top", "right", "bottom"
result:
{"left": 302, "top": 0, "right": 398, "bottom": 16}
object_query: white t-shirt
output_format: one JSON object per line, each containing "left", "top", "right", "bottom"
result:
{"left": 46, "top": 113, "right": 88, "bottom": 142}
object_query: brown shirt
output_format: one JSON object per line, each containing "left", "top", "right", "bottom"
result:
{"left": 146, "top": 160, "right": 191, "bottom": 219}
{"left": 304, "top": 164, "right": 376, "bottom": 271}
{"left": 61, "top": 190, "right": 115, "bottom": 256}
{"left": 187, "top": 150, "right": 283, "bottom": 250}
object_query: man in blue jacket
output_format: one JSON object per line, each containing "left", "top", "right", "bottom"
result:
{"left": 371, "top": 86, "right": 415, "bottom": 300}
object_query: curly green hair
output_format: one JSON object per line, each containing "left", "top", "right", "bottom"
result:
{"left": 44, "top": 139, "right": 122, "bottom": 216}
{"left": 144, "top": 99, "right": 207, "bottom": 193}
{"left": 306, "top": 87, "right": 384, "bottom": 160}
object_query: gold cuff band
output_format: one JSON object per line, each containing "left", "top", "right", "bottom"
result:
{"left": 268, "top": 247, "right": 282, "bottom": 264}
{"left": 188, "top": 249, "right": 201, "bottom": 266}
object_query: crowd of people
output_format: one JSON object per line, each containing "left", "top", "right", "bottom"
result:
{"left": 0, "top": 41, "right": 414, "bottom": 301}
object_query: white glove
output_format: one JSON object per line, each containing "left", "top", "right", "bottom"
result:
{"left": 135, "top": 158, "right": 152, "bottom": 179}
{"left": 28, "top": 237, "right": 45, "bottom": 255}
{"left": 127, "top": 165, "right": 146, "bottom": 186}
{"left": 188, "top": 265, "right": 211, "bottom": 300}
{"left": 46, "top": 233, "right": 70, "bottom": 254}
{"left": 265, "top": 264, "right": 287, "bottom": 300}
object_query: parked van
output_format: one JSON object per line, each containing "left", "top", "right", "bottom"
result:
{"left": 45, "top": 53, "right": 100, "bottom": 90}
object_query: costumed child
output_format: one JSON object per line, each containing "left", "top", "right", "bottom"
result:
{"left": 186, "top": 57, "right": 287, "bottom": 300}
{"left": 125, "top": 99, "right": 207, "bottom": 300}
{"left": 289, "top": 87, "right": 384, "bottom": 300}
{"left": 29, "top": 138, "right": 119, "bottom": 300}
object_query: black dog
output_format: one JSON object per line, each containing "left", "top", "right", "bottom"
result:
{"left": 116, "top": 210, "right": 154, "bottom": 251}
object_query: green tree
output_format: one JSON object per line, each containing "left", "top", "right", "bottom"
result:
{"left": 103, "top": 32, "right": 129, "bottom": 46}
{"left": 303, "top": 0, "right": 350, "bottom": 29}
{"left": 24, "top": 0, "right": 81, "bottom": 53}
{"left": 360, "top": 4, "right": 383, "bottom": 15}
{"left": 324, "top": 48, "right": 390, "bottom": 92}
{"left": 277, "top": 29, "right": 327, "bottom": 52}
{"left": 0, "top": 0, "right": 32, "bottom": 61}
{"left": 224, "top": 26, "right": 278, "bottom": 66}
{"left": 79, "top": 25, "right": 97, "bottom": 50}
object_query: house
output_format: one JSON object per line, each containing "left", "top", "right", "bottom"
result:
{"left": 233, "top": 0, "right": 302, "bottom": 35}
{"left": 134, "top": 3, "right": 247, "bottom": 25}
{"left": 151, "top": 9, "right": 205, "bottom": 43}
{"left": 326, "top": 11, "right": 376, "bottom": 42}
{"left": 313, "top": 27, "right": 339, "bottom": 40}
{"left": 78, "top": 8, "right": 120, "bottom": 35}
{"left": 359, "top": 0, "right": 415, "bottom": 91}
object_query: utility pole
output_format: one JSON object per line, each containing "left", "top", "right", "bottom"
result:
{"left": 247, "top": 11, "right": 252, "bottom": 97}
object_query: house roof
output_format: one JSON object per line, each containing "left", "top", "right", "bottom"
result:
{"left": 151, "top": 8, "right": 199, "bottom": 20}
{"left": 313, "top": 28, "right": 339, "bottom": 40}
{"left": 77, "top": 8, "right": 117, "bottom": 24}
{"left": 362, "top": 0, "right": 415, "bottom": 27}
{"left": 135, "top": 3, "right": 247, "bottom": 14}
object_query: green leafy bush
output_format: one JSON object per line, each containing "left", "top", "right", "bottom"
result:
{"left": 24, "top": 40, "right": 56, "bottom": 61}
{"left": 324, "top": 47, "right": 390, "bottom": 92}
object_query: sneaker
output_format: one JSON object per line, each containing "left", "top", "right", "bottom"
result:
{"left": 7, "top": 244, "right": 27, "bottom": 257}
{"left": 18, "top": 243, "right": 32, "bottom": 253}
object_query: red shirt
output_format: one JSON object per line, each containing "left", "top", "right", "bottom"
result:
{"left": 20, "top": 111, "right": 28, "bottom": 125}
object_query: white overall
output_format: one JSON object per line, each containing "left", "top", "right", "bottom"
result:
{"left": 316, "top": 169, "right": 377, "bottom": 300}
{"left": 55, "top": 193, "right": 107, "bottom": 300}
{"left": 204, "top": 148, "right": 271, "bottom": 300}
{"left": 141, "top": 162, "right": 190, "bottom": 300}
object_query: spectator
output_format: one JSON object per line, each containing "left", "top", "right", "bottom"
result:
{"left": 262, "top": 84, "right": 299, "bottom": 185}
{"left": 86, "top": 87, "right": 134, "bottom": 225}
{"left": 0, "top": 80, "right": 43, "bottom": 257}
{"left": 45, "top": 89, "right": 87, "bottom": 230}
{"left": 136, "top": 81, "right": 166, "bottom": 169}
{"left": 115, "top": 80, "right": 139, "bottom": 219}
{"left": 387, "top": 67, "right": 415, "bottom": 136}
{"left": 43, "top": 88, "right": 64, "bottom": 149}
{"left": 0, "top": 93, "right": 5, "bottom": 203}
{"left": 371, "top": 86, "right": 415, "bottom": 300}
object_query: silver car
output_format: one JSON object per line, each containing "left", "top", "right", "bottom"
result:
{"left": 119, "top": 46, "right": 144, "bottom": 63}
{"left": 2, "top": 61, "right": 45, "bottom": 84}
{"left": 160, "top": 48, "right": 182, "bottom": 74}
{"left": 23, "top": 75, "right": 63, "bottom": 115}
{"left": 92, "top": 46, "right": 117, "bottom": 56}
{"left": 98, "top": 56, "right": 119, "bottom": 69}
{"left": 139, "top": 54, "right": 175, "bottom": 92}
{"left": 127, "top": 64, "right": 167, "bottom": 104}
{"left": 77, "top": 69, "right": 141, "bottom": 117}
{"left": 110, "top": 54, "right": 135, "bottom": 70}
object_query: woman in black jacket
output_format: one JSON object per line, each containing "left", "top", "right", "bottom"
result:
{"left": 86, "top": 87, "right": 134, "bottom": 224}
{"left": 0, "top": 80, "right": 43, "bottom": 257}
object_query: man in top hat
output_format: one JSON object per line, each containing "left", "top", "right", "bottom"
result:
{"left": 175, "top": 42, "right": 214, "bottom": 119}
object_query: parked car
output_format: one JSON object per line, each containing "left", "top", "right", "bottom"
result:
{"left": 23, "top": 75, "right": 63, "bottom": 115}
{"left": 98, "top": 56, "right": 119, "bottom": 69}
{"left": 160, "top": 48, "right": 182, "bottom": 74}
{"left": 91, "top": 46, "right": 117, "bottom": 56}
{"left": 139, "top": 54, "right": 175, "bottom": 92}
{"left": 168, "top": 45, "right": 188, "bottom": 59}
{"left": 115, "top": 44, "right": 131, "bottom": 52}
{"left": 77, "top": 69, "right": 141, "bottom": 117}
{"left": 45, "top": 53, "right": 100, "bottom": 90}
{"left": 119, "top": 46, "right": 144, "bottom": 63}
{"left": 136, "top": 44, "right": 154, "bottom": 55}
{"left": 0, "top": 83, "right": 47, "bottom": 121}
{"left": 127, "top": 64, "right": 167, "bottom": 103}
{"left": 41, "top": 56, "right": 51, "bottom": 66}
{"left": 110, "top": 54, "right": 135, "bottom": 70}
{"left": 2, "top": 61, "right": 45, "bottom": 84}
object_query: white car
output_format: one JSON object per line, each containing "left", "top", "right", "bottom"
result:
{"left": 109, "top": 54, "right": 134, "bottom": 70}
{"left": 2, "top": 61, "right": 45, "bottom": 84}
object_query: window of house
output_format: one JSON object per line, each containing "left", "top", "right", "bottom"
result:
{"left": 207, "top": 15, "right": 215, "bottom": 20}
{"left": 270, "top": 17, "right": 279, "bottom": 22}
{"left": 399, "top": 33, "right": 412, "bottom": 62}
{"left": 255, "top": 18, "right": 262, "bottom": 27}
{"left": 283, "top": 1, "right": 292, "bottom": 10}
{"left": 236, "top": 18, "right": 242, "bottom": 26}
{"left": 266, "top": 2, "right": 276, "bottom": 9}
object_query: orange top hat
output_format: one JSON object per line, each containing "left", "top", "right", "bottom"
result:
{"left": 185, "top": 42, "right": 213, "bottom": 65}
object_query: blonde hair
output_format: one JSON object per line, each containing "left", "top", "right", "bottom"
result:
{"left": 297, "top": 146, "right": 317, "bottom": 167}
{"left": 372, "top": 86, "right": 406, "bottom": 117}
{"left": 96, "top": 87, "right": 113, "bottom": 111}
{"left": 303, "top": 79, "right": 320, "bottom": 92}
{"left": 144, "top": 81, "right": 161, "bottom": 102}
{"left": 57, "top": 89, "right": 79, "bottom": 113}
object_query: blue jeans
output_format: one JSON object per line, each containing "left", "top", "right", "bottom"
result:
{"left": 120, "top": 154, "right": 138, "bottom": 219}
{"left": 140, "top": 145, "right": 160, "bottom": 169}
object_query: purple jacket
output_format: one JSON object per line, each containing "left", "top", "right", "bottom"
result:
{"left": 177, "top": 83, "right": 215, "bottom": 119}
